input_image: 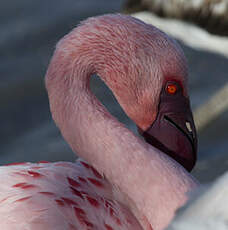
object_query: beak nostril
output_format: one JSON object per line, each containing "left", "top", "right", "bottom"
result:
{"left": 186, "top": 121, "right": 192, "bottom": 133}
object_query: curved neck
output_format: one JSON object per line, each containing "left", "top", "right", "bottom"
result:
{"left": 46, "top": 33, "right": 198, "bottom": 230}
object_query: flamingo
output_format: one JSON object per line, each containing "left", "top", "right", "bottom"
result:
{"left": 0, "top": 14, "right": 198, "bottom": 230}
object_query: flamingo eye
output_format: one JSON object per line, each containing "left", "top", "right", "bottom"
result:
{"left": 166, "top": 84, "right": 178, "bottom": 95}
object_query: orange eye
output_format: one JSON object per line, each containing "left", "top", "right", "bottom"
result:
{"left": 166, "top": 84, "right": 177, "bottom": 95}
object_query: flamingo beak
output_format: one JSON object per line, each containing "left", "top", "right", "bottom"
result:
{"left": 138, "top": 93, "right": 197, "bottom": 172}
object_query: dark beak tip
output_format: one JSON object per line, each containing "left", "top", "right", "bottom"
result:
{"left": 139, "top": 115, "right": 198, "bottom": 172}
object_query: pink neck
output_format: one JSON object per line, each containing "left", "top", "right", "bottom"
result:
{"left": 46, "top": 32, "right": 198, "bottom": 230}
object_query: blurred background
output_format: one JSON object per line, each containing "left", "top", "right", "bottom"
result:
{"left": 1, "top": 0, "right": 228, "bottom": 183}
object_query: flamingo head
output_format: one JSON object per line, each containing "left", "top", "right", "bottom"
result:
{"left": 119, "top": 20, "right": 198, "bottom": 172}
{"left": 91, "top": 15, "right": 198, "bottom": 172}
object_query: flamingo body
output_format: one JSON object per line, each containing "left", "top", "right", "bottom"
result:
{"left": 0, "top": 160, "right": 143, "bottom": 230}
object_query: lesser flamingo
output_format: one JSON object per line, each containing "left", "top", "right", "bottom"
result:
{"left": 0, "top": 14, "right": 198, "bottom": 230}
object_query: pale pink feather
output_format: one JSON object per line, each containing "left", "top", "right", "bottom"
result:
{"left": 0, "top": 161, "right": 142, "bottom": 230}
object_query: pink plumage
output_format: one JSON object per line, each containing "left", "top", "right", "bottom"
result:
{"left": 0, "top": 161, "right": 142, "bottom": 230}
{"left": 0, "top": 14, "right": 198, "bottom": 230}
